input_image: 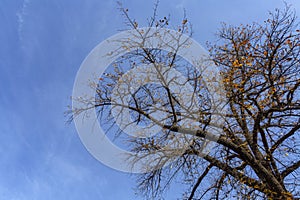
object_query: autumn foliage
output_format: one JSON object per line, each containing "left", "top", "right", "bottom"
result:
{"left": 71, "top": 4, "right": 300, "bottom": 200}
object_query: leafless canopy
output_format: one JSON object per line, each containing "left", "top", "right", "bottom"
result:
{"left": 70, "top": 3, "right": 300, "bottom": 200}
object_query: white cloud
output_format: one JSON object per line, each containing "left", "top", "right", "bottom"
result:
{"left": 175, "top": 0, "right": 186, "bottom": 11}
{"left": 16, "top": 0, "right": 30, "bottom": 41}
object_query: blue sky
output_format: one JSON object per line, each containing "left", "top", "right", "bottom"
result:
{"left": 0, "top": 0, "right": 299, "bottom": 199}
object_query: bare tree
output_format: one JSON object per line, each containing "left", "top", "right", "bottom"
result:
{"left": 70, "top": 3, "right": 300, "bottom": 200}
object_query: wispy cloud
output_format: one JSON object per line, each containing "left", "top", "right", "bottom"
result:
{"left": 175, "top": 0, "right": 186, "bottom": 11}
{"left": 16, "top": 0, "right": 30, "bottom": 41}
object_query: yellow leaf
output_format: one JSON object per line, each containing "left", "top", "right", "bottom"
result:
{"left": 233, "top": 59, "right": 242, "bottom": 67}
{"left": 246, "top": 62, "right": 253, "bottom": 66}
{"left": 240, "top": 39, "right": 249, "bottom": 45}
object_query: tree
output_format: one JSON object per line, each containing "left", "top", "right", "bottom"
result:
{"left": 70, "top": 3, "right": 300, "bottom": 200}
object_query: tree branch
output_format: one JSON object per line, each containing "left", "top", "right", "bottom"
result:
{"left": 281, "top": 160, "right": 300, "bottom": 178}
{"left": 188, "top": 164, "right": 213, "bottom": 200}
